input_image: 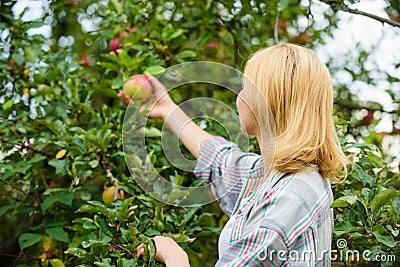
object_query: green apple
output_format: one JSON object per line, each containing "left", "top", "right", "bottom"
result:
{"left": 102, "top": 186, "right": 117, "bottom": 205}
{"left": 122, "top": 74, "right": 152, "bottom": 101}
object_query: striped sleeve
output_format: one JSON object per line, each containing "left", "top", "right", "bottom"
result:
{"left": 216, "top": 227, "right": 288, "bottom": 267}
{"left": 194, "top": 136, "right": 263, "bottom": 217}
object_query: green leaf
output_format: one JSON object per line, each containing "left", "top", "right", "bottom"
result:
{"left": 170, "top": 172, "right": 183, "bottom": 186}
{"left": 120, "top": 259, "right": 137, "bottom": 267}
{"left": 94, "top": 258, "right": 113, "bottom": 267}
{"left": 333, "top": 221, "right": 362, "bottom": 236}
{"left": 162, "top": 24, "right": 174, "bottom": 40}
{"left": 331, "top": 196, "right": 357, "bottom": 208}
{"left": 351, "top": 163, "right": 374, "bottom": 186}
{"left": 277, "top": 0, "right": 289, "bottom": 11}
{"left": 50, "top": 259, "right": 65, "bottom": 267}
{"left": 38, "top": 119, "right": 62, "bottom": 135}
{"left": 367, "top": 153, "right": 383, "bottom": 168}
{"left": 0, "top": 206, "right": 10, "bottom": 217}
{"left": 111, "top": 77, "right": 124, "bottom": 89}
{"left": 45, "top": 227, "right": 70, "bottom": 243}
{"left": 24, "top": 47, "right": 35, "bottom": 63}
{"left": 117, "top": 49, "right": 132, "bottom": 68}
{"left": 354, "top": 200, "right": 368, "bottom": 226}
{"left": 110, "top": 0, "right": 122, "bottom": 14}
{"left": 48, "top": 159, "right": 67, "bottom": 175}
{"left": 117, "top": 197, "right": 136, "bottom": 222}
{"left": 144, "top": 65, "right": 165, "bottom": 75}
{"left": 64, "top": 247, "right": 87, "bottom": 258}
{"left": 27, "top": 154, "right": 46, "bottom": 164}
{"left": 168, "top": 29, "right": 184, "bottom": 41}
{"left": 198, "top": 213, "right": 215, "bottom": 226}
{"left": 3, "top": 99, "right": 14, "bottom": 110}
{"left": 392, "top": 197, "right": 400, "bottom": 215}
{"left": 372, "top": 225, "right": 395, "bottom": 247}
{"left": 347, "top": 143, "right": 375, "bottom": 150}
{"left": 12, "top": 53, "right": 24, "bottom": 66}
{"left": 94, "top": 215, "right": 114, "bottom": 236}
{"left": 132, "top": 127, "right": 162, "bottom": 137}
{"left": 41, "top": 191, "right": 74, "bottom": 212}
{"left": 386, "top": 225, "right": 399, "bottom": 237}
{"left": 76, "top": 202, "right": 114, "bottom": 222}
{"left": 129, "top": 226, "right": 139, "bottom": 238}
{"left": 371, "top": 189, "right": 400, "bottom": 214}
{"left": 89, "top": 159, "right": 99, "bottom": 168}
{"left": 166, "top": 233, "right": 195, "bottom": 243}
{"left": 15, "top": 160, "right": 32, "bottom": 173}
{"left": 179, "top": 50, "right": 197, "bottom": 59}
{"left": 19, "top": 233, "right": 42, "bottom": 250}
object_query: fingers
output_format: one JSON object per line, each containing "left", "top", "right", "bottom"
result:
{"left": 136, "top": 237, "right": 162, "bottom": 260}
{"left": 145, "top": 72, "right": 166, "bottom": 92}
{"left": 136, "top": 243, "right": 144, "bottom": 258}
{"left": 118, "top": 90, "right": 132, "bottom": 105}
{"left": 144, "top": 72, "right": 153, "bottom": 81}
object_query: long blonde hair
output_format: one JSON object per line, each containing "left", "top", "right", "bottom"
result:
{"left": 243, "top": 43, "right": 346, "bottom": 182}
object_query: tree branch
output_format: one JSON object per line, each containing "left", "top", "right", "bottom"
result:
{"left": 319, "top": 0, "right": 400, "bottom": 28}
{"left": 274, "top": 11, "right": 281, "bottom": 44}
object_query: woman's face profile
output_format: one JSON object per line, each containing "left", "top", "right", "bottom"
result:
{"left": 236, "top": 90, "right": 256, "bottom": 136}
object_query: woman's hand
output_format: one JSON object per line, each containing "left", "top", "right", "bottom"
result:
{"left": 118, "top": 72, "right": 177, "bottom": 120}
{"left": 136, "top": 236, "right": 190, "bottom": 267}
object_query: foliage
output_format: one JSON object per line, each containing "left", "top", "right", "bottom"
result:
{"left": 332, "top": 118, "right": 399, "bottom": 266}
{"left": 0, "top": 0, "right": 399, "bottom": 266}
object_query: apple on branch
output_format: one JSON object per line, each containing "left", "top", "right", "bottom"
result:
{"left": 102, "top": 185, "right": 125, "bottom": 205}
{"left": 122, "top": 74, "right": 152, "bottom": 101}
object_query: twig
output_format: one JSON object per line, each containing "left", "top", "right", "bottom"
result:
{"left": 11, "top": 251, "right": 24, "bottom": 267}
{"left": 319, "top": 0, "right": 400, "bottom": 28}
{"left": 0, "top": 179, "right": 37, "bottom": 203}
{"left": 100, "top": 153, "right": 119, "bottom": 186}
{"left": 112, "top": 243, "right": 134, "bottom": 256}
{"left": 0, "top": 138, "right": 51, "bottom": 157}
{"left": 0, "top": 193, "right": 26, "bottom": 202}
{"left": 274, "top": 11, "right": 281, "bottom": 44}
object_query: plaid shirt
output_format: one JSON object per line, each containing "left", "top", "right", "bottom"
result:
{"left": 194, "top": 137, "right": 334, "bottom": 266}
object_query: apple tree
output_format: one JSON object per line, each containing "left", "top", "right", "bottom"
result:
{"left": 0, "top": 0, "right": 399, "bottom": 266}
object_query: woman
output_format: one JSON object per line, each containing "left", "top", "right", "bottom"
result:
{"left": 120, "top": 44, "right": 347, "bottom": 266}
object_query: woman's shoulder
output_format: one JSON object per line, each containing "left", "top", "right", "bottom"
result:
{"left": 268, "top": 168, "right": 332, "bottom": 197}
{"left": 253, "top": 169, "right": 333, "bottom": 216}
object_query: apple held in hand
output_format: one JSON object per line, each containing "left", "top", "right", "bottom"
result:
{"left": 123, "top": 74, "right": 152, "bottom": 101}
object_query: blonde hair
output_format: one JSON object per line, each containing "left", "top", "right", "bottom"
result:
{"left": 243, "top": 43, "right": 346, "bottom": 182}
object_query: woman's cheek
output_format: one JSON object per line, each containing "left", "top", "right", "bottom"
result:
{"left": 237, "top": 98, "right": 255, "bottom": 135}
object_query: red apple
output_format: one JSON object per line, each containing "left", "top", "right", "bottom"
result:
{"left": 204, "top": 41, "right": 219, "bottom": 56}
{"left": 362, "top": 110, "right": 374, "bottom": 125}
{"left": 278, "top": 19, "right": 288, "bottom": 32}
{"left": 292, "top": 32, "right": 311, "bottom": 45}
{"left": 122, "top": 74, "right": 152, "bottom": 101}
{"left": 110, "top": 38, "right": 120, "bottom": 53}
{"left": 78, "top": 55, "right": 92, "bottom": 66}
{"left": 205, "top": 41, "right": 219, "bottom": 49}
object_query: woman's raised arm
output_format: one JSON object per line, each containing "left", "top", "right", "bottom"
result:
{"left": 118, "top": 73, "right": 213, "bottom": 158}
